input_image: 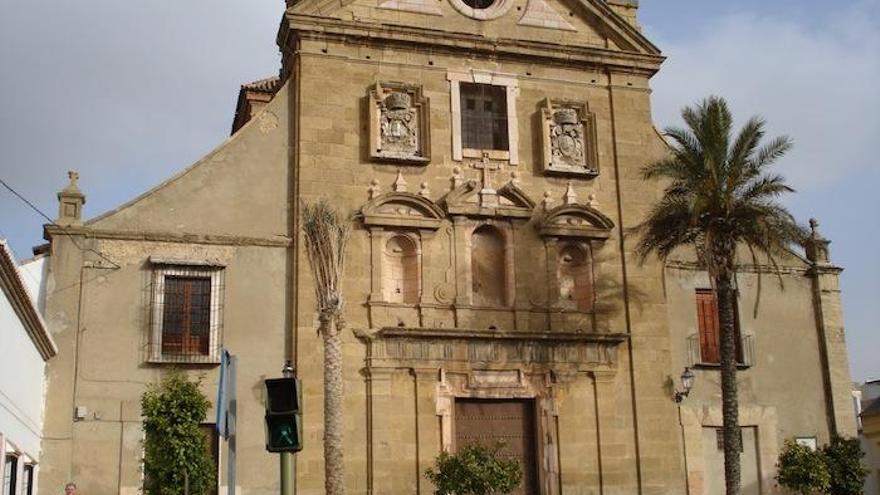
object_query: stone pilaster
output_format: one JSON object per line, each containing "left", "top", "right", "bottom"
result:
{"left": 806, "top": 219, "right": 857, "bottom": 436}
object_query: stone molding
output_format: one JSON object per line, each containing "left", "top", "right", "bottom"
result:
{"left": 447, "top": 70, "right": 520, "bottom": 164}
{"left": 43, "top": 225, "right": 291, "bottom": 248}
{"left": 377, "top": 0, "right": 443, "bottom": 16}
{"left": 357, "top": 326, "right": 626, "bottom": 372}
{"left": 368, "top": 82, "right": 432, "bottom": 164}
{"left": 360, "top": 191, "right": 444, "bottom": 231}
{"left": 517, "top": 0, "right": 575, "bottom": 31}
{"left": 283, "top": 16, "right": 663, "bottom": 75}
{"left": 536, "top": 203, "right": 614, "bottom": 239}
{"left": 447, "top": 0, "right": 515, "bottom": 20}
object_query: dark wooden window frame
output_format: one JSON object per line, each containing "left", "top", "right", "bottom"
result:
{"left": 460, "top": 82, "right": 509, "bottom": 152}
{"left": 161, "top": 276, "right": 212, "bottom": 356}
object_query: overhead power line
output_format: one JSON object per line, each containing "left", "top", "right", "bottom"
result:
{"left": 0, "top": 176, "right": 120, "bottom": 269}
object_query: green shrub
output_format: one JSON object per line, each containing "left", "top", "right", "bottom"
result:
{"left": 776, "top": 439, "right": 830, "bottom": 495}
{"left": 142, "top": 370, "right": 215, "bottom": 495}
{"left": 425, "top": 443, "right": 523, "bottom": 495}
{"left": 822, "top": 435, "right": 868, "bottom": 495}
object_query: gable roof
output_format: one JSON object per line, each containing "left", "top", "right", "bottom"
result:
{"left": 0, "top": 239, "right": 56, "bottom": 361}
{"left": 287, "top": 0, "right": 660, "bottom": 57}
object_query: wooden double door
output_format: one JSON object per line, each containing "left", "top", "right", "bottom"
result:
{"left": 454, "top": 399, "right": 539, "bottom": 495}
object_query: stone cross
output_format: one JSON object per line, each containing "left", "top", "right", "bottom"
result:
{"left": 471, "top": 152, "right": 500, "bottom": 206}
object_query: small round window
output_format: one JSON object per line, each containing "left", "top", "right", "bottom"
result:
{"left": 462, "top": 0, "right": 495, "bottom": 9}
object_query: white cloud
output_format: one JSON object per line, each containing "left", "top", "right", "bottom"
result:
{"left": 649, "top": 3, "right": 880, "bottom": 192}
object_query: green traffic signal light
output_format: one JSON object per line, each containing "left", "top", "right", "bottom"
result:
{"left": 264, "top": 377, "right": 303, "bottom": 453}
{"left": 265, "top": 415, "right": 302, "bottom": 452}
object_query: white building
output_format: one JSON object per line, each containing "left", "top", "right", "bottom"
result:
{"left": 857, "top": 379, "right": 880, "bottom": 495}
{"left": 0, "top": 240, "right": 56, "bottom": 495}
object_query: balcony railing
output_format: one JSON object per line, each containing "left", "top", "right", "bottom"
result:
{"left": 687, "top": 333, "right": 754, "bottom": 368}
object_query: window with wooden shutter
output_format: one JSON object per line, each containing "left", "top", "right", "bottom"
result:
{"left": 162, "top": 276, "right": 212, "bottom": 356}
{"left": 695, "top": 289, "right": 743, "bottom": 365}
{"left": 149, "top": 262, "right": 224, "bottom": 364}
{"left": 460, "top": 83, "right": 509, "bottom": 151}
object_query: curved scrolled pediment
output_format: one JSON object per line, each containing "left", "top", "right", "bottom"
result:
{"left": 538, "top": 203, "right": 614, "bottom": 239}
{"left": 361, "top": 192, "right": 444, "bottom": 230}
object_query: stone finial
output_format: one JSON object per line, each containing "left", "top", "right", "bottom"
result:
{"left": 542, "top": 191, "right": 554, "bottom": 211}
{"left": 368, "top": 178, "right": 382, "bottom": 199}
{"left": 419, "top": 182, "right": 430, "bottom": 198}
{"left": 392, "top": 169, "right": 408, "bottom": 192}
{"left": 451, "top": 166, "right": 465, "bottom": 189}
{"left": 563, "top": 180, "right": 578, "bottom": 205}
{"left": 805, "top": 217, "right": 831, "bottom": 264}
{"left": 56, "top": 169, "right": 86, "bottom": 226}
{"left": 508, "top": 170, "right": 521, "bottom": 186}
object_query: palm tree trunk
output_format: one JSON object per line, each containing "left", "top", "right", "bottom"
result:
{"left": 323, "top": 312, "right": 346, "bottom": 495}
{"left": 716, "top": 273, "right": 741, "bottom": 495}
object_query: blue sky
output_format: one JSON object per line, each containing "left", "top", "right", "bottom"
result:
{"left": 0, "top": 0, "right": 877, "bottom": 381}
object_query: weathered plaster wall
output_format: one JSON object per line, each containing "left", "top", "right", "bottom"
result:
{"left": 39, "top": 85, "right": 292, "bottom": 495}
{"left": 666, "top": 255, "right": 853, "bottom": 494}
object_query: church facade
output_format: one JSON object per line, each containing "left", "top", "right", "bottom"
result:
{"left": 35, "top": 1, "right": 855, "bottom": 494}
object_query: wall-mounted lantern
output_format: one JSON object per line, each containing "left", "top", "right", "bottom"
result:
{"left": 674, "top": 367, "right": 695, "bottom": 403}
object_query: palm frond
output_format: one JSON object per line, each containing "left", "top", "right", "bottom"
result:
{"left": 302, "top": 200, "right": 351, "bottom": 316}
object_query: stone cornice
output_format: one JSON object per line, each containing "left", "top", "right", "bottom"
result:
{"left": 0, "top": 240, "right": 56, "bottom": 361}
{"left": 665, "top": 259, "right": 814, "bottom": 277}
{"left": 280, "top": 14, "right": 665, "bottom": 76}
{"left": 373, "top": 327, "right": 628, "bottom": 343}
{"left": 43, "top": 225, "right": 291, "bottom": 248}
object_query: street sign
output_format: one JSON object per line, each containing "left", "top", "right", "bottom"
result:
{"left": 215, "top": 350, "right": 237, "bottom": 495}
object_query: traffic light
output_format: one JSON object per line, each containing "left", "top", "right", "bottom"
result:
{"left": 264, "top": 377, "right": 303, "bottom": 453}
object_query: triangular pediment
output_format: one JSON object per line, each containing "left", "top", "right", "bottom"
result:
{"left": 288, "top": 0, "right": 660, "bottom": 57}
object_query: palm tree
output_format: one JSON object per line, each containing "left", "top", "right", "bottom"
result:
{"left": 302, "top": 200, "right": 351, "bottom": 495}
{"left": 635, "top": 96, "right": 807, "bottom": 495}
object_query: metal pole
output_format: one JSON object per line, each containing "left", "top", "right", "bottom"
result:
{"left": 280, "top": 361, "right": 296, "bottom": 495}
{"left": 281, "top": 452, "right": 295, "bottom": 495}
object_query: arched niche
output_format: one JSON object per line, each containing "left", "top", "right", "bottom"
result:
{"left": 557, "top": 242, "right": 593, "bottom": 312}
{"left": 359, "top": 192, "right": 443, "bottom": 306}
{"left": 537, "top": 203, "right": 612, "bottom": 312}
{"left": 383, "top": 234, "right": 420, "bottom": 304}
{"left": 471, "top": 224, "right": 507, "bottom": 307}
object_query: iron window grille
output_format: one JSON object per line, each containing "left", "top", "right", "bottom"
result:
{"left": 149, "top": 263, "right": 224, "bottom": 364}
{"left": 688, "top": 333, "right": 754, "bottom": 368}
{"left": 460, "top": 82, "right": 509, "bottom": 151}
